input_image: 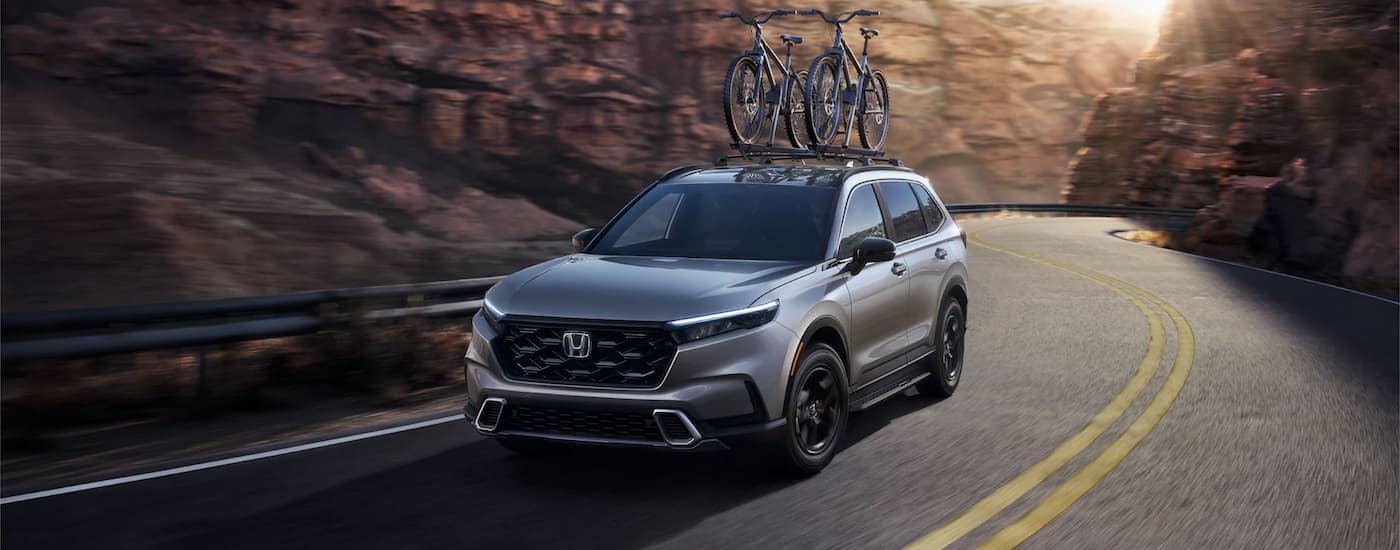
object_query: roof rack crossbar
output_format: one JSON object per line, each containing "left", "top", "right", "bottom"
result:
{"left": 716, "top": 143, "right": 903, "bottom": 167}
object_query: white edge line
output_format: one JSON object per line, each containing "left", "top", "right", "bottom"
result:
{"left": 1105, "top": 228, "right": 1400, "bottom": 306}
{"left": 0, "top": 414, "right": 464, "bottom": 505}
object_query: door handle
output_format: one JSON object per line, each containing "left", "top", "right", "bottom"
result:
{"left": 891, "top": 262, "right": 907, "bottom": 276}
{"left": 935, "top": 248, "right": 948, "bottom": 259}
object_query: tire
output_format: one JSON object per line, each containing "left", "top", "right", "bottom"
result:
{"left": 804, "top": 54, "right": 846, "bottom": 146}
{"left": 723, "top": 55, "right": 768, "bottom": 144}
{"left": 858, "top": 70, "right": 891, "bottom": 150}
{"left": 766, "top": 342, "right": 849, "bottom": 476}
{"left": 495, "top": 437, "right": 566, "bottom": 456}
{"left": 783, "top": 70, "right": 809, "bottom": 148}
{"left": 918, "top": 299, "right": 965, "bottom": 398}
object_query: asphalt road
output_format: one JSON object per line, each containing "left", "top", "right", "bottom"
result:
{"left": 4, "top": 217, "right": 1396, "bottom": 549}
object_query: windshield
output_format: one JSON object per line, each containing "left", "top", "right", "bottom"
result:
{"left": 588, "top": 183, "right": 837, "bottom": 261}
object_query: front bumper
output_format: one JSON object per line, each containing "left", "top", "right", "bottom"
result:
{"left": 463, "top": 312, "right": 797, "bottom": 450}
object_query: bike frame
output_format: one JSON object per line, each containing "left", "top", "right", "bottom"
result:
{"left": 742, "top": 23, "right": 804, "bottom": 146}
{"left": 822, "top": 25, "right": 875, "bottom": 147}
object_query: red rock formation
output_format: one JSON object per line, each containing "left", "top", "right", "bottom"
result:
{"left": 1065, "top": 0, "right": 1398, "bottom": 292}
{"left": 0, "top": 0, "right": 1150, "bottom": 308}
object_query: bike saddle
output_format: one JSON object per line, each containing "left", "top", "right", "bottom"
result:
{"left": 780, "top": 34, "right": 803, "bottom": 45}
{"left": 860, "top": 27, "right": 880, "bottom": 39}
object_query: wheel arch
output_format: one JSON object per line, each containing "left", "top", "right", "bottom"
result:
{"left": 800, "top": 317, "right": 850, "bottom": 374}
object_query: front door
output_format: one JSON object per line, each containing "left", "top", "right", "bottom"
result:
{"left": 837, "top": 184, "right": 911, "bottom": 387}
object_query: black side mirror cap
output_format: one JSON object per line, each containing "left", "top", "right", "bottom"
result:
{"left": 572, "top": 228, "right": 599, "bottom": 252}
{"left": 852, "top": 236, "right": 896, "bottom": 266}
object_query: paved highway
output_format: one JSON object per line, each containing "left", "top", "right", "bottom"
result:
{"left": 4, "top": 217, "right": 1396, "bottom": 549}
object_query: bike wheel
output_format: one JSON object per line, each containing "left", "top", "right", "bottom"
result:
{"left": 784, "top": 70, "right": 809, "bottom": 149}
{"left": 805, "top": 54, "right": 845, "bottom": 146}
{"left": 723, "top": 55, "right": 768, "bottom": 144}
{"left": 858, "top": 69, "right": 891, "bottom": 150}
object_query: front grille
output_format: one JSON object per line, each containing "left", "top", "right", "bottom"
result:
{"left": 500, "top": 405, "right": 662, "bottom": 442}
{"left": 495, "top": 321, "right": 677, "bottom": 388}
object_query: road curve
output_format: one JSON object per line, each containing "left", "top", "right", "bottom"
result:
{"left": 3, "top": 217, "right": 1395, "bottom": 549}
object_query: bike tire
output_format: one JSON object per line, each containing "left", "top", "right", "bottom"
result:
{"left": 784, "top": 70, "right": 809, "bottom": 149}
{"left": 804, "top": 54, "right": 846, "bottom": 146}
{"left": 723, "top": 55, "right": 768, "bottom": 144}
{"left": 858, "top": 69, "right": 891, "bottom": 150}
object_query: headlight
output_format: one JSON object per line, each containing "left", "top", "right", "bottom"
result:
{"left": 667, "top": 301, "right": 779, "bottom": 344}
{"left": 481, "top": 297, "right": 505, "bottom": 332}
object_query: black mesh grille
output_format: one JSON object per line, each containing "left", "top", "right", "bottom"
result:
{"left": 496, "top": 321, "right": 677, "bottom": 388}
{"left": 500, "top": 405, "right": 662, "bottom": 442}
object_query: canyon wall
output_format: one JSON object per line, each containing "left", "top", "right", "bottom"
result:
{"left": 1065, "top": 0, "right": 1398, "bottom": 292}
{"left": 1, "top": 0, "right": 1147, "bottom": 308}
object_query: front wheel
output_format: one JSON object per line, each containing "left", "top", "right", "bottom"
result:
{"left": 858, "top": 69, "right": 891, "bottom": 150}
{"left": 723, "top": 55, "right": 768, "bottom": 144}
{"left": 804, "top": 54, "right": 845, "bottom": 146}
{"left": 918, "top": 299, "right": 965, "bottom": 398}
{"left": 767, "top": 342, "right": 849, "bottom": 476}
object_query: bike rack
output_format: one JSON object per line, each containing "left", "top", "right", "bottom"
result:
{"left": 716, "top": 142, "right": 903, "bottom": 167}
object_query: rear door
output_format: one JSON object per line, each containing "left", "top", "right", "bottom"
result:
{"left": 875, "top": 180, "right": 946, "bottom": 358}
{"left": 838, "top": 183, "right": 911, "bottom": 384}
{"left": 905, "top": 181, "right": 958, "bottom": 348}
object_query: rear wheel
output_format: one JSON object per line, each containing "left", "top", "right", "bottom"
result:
{"left": 723, "top": 55, "right": 768, "bottom": 144}
{"left": 858, "top": 70, "right": 890, "bottom": 150}
{"left": 784, "top": 70, "right": 809, "bottom": 148}
{"left": 804, "top": 54, "right": 846, "bottom": 146}
{"left": 767, "top": 342, "right": 848, "bottom": 476}
{"left": 918, "top": 299, "right": 965, "bottom": 398}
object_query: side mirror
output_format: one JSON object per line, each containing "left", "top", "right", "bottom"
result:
{"left": 572, "top": 228, "right": 599, "bottom": 252}
{"left": 850, "top": 236, "right": 896, "bottom": 272}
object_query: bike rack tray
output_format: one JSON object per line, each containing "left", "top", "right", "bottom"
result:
{"left": 718, "top": 143, "right": 902, "bottom": 166}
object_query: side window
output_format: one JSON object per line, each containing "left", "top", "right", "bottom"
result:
{"left": 910, "top": 183, "right": 946, "bottom": 232}
{"left": 877, "top": 181, "right": 928, "bottom": 242}
{"left": 612, "top": 192, "right": 682, "bottom": 247}
{"left": 836, "top": 185, "right": 886, "bottom": 259}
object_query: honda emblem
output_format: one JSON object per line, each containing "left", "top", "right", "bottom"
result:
{"left": 561, "top": 331, "right": 592, "bottom": 359}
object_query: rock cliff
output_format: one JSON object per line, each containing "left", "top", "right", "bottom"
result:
{"left": 1065, "top": 0, "right": 1398, "bottom": 292}
{"left": 1, "top": 0, "right": 1148, "bottom": 308}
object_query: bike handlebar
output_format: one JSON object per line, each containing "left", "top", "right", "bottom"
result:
{"left": 798, "top": 8, "right": 879, "bottom": 24}
{"left": 718, "top": 9, "right": 796, "bottom": 26}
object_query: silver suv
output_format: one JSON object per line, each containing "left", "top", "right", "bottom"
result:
{"left": 464, "top": 163, "right": 968, "bottom": 475}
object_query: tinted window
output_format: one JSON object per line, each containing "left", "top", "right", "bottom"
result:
{"left": 911, "top": 183, "right": 945, "bottom": 231}
{"left": 837, "top": 185, "right": 886, "bottom": 259}
{"left": 878, "top": 181, "right": 928, "bottom": 242}
{"left": 590, "top": 183, "right": 837, "bottom": 261}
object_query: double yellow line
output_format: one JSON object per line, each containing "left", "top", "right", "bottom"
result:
{"left": 908, "top": 222, "right": 1196, "bottom": 549}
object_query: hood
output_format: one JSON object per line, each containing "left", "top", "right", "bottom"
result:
{"left": 486, "top": 254, "right": 814, "bottom": 322}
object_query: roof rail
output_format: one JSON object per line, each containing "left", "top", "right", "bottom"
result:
{"left": 714, "top": 143, "right": 903, "bottom": 167}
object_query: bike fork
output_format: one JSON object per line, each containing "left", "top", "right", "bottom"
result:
{"left": 764, "top": 44, "right": 796, "bottom": 147}
{"left": 842, "top": 70, "right": 862, "bottom": 148}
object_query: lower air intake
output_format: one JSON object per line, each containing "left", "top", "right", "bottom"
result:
{"left": 652, "top": 409, "right": 700, "bottom": 446}
{"left": 476, "top": 398, "right": 506, "bottom": 432}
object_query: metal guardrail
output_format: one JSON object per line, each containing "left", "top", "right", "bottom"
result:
{"left": 0, "top": 203, "right": 1194, "bottom": 363}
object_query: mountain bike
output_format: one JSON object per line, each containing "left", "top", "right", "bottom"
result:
{"left": 720, "top": 9, "right": 810, "bottom": 148}
{"left": 800, "top": 8, "right": 890, "bottom": 150}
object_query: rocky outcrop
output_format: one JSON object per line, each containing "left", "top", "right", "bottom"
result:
{"left": 1, "top": 0, "right": 1149, "bottom": 308}
{"left": 1065, "top": 0, "right": 1399, "bottom": 292}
